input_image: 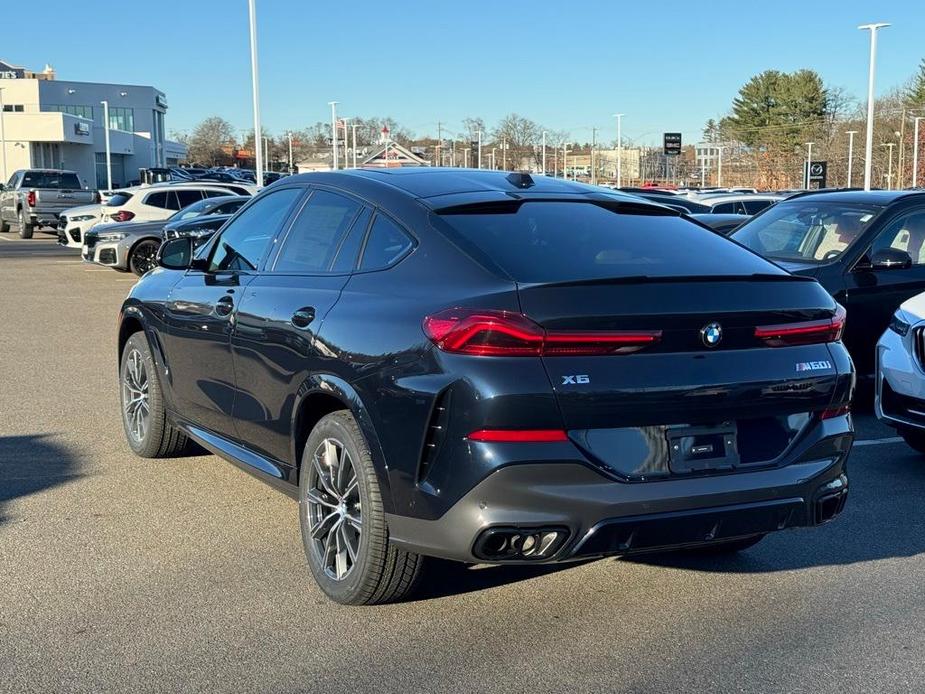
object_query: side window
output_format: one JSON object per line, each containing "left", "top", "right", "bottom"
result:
{"left": 144, "top": 191, "right": 170, "bottom": 209}
{"left": 202, "top": 190, "right": 228, "bottom": 198}
{"left": 712, "top": 202, "right": 736, "bottom": 214}
{"left": 331, "top": 207, "right": 372, "bottom": 273}
{"left": 274, "top": 190, "right": 362, "bottom": 272}
{"left": 743, "top": 200, "right": 771, "bottom": 215}
{"left": 208, "top": 187, "right": 303, "bottom": 272}
{"left": 213, "top": 200, "right": 246, "bottom": 215}
{"left": 359, "top": 214, "right": 414, "bottom": 271}
{"left": 869, "top": 210, "right": 925, "bottom": 266}
{"left": 176, "top": 190, "right": 205, "bottom": 208}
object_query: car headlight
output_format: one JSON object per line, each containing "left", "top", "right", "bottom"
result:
{"left": 96, "top": 232, "right": 128, "bottom": 242}
{"left": 70, "top": 214, "right": 96, "bottom": 222}
{"left": 890, "top": 311, "right": 913, "bottom": 337}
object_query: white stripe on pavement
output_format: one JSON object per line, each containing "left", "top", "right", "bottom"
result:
{"left": 854, "top": 437, "right": 904, "bottom": 447}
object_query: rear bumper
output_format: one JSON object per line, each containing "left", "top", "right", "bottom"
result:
{"left": 386, "top": 417, "right": 852, "bottom": 563}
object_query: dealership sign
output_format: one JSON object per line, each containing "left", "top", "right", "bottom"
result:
{"left": 74, "top": 122, "right": 90, "bottom": 136}
{"left": 0, "top": 60, "right": 25, "bottom": 79}
{"left": 805, "top": 161, "right": 827, "bottom": 188}
{"left": 663, "top": 132, "right": 682, "bottom": 155}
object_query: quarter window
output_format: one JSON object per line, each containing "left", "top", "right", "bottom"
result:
{"left": 359, "top": 214, "right": 413, "bottom": 270}
{"left": 274, "top": 190, "right": 362, "bottom": 273}
{"left": 176, "top": 190, "right": 205, "bottom": 208}
{"left": 207, "top": 187, "right": 303, "bottom": 272}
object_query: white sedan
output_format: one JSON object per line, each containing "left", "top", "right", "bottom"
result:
{"left": 876, "top": 291, "right": 925, "bottom": 453}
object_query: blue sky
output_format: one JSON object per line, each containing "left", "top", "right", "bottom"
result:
{"left": 4, "top": 1, "right": 924, "bottom": 145}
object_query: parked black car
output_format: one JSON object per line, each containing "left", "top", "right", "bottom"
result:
{"left": 732, "top": 189, "right": 925, "bottom": 374}
{"left": 162, "top": 212, "right": 234, "bottom": 248}
{"left": 119, "top": 169, "right": 853, "bottom": 605}
{"left": 690, "top": 213, "right": 750, "bottom": 235}
{"left": 634, "top": 192, "right": 712, "bottom": 213}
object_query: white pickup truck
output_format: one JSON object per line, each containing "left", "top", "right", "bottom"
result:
{"left": 0, "top": 169, "right": 97, "bottom": 238}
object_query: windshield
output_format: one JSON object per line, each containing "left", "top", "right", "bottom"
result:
{"left": 731, "top": 201, "right": 882, "bottom": 263}
{"left": 169, "top": 198, "right": 213, "bottom": 221}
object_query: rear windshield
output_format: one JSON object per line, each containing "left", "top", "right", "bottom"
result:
{"left": 436, "top": 201, "right": 779, "bottom": 283}
{"left": 22, "top": 171, "right": 81, "bottom": 189}
{"left": 106, "top": 193, "right": 133, "bottom": 207}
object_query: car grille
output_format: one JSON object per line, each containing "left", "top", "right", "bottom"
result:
{"left": 914, "top": 327, "right": 925, "bottom": 371}
{"left": 85, "top": 235, "right": 98, "bottom": 251}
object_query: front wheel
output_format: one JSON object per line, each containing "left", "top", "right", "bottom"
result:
{"left": 899, "top": 425, "right": 925, "bottom": 454}
{"left": 129, "top": 239, "right": 161, "bottom": 276}
{"left": 299, "top": 411, "right": 423, "bottom": 605}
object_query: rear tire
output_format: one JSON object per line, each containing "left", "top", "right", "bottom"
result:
{"left": 686, "top": 534, "right": 766, "bottom": 555}
{"left": 899, "top": 425, "right": 925, "bottom": 454}
{"left": 299, "top": 410, "right": 424, "bottom": 605}
{"left": 18, "top": 209, "right": 34, "bottom": 239}
{"left": 129, "top": 239, "right": 161, "bottom": 276}
{"left": 120, "top": 332, "right": 189, "bottom": 458}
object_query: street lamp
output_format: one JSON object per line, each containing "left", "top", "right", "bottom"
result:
{"left": 0, "top": 87, "right": 7, "bottom": 184}
{"left": 248, "top": 0, "right": 264, "bottom": 186}
{"left": 563, "top": 142, "right": 571, "bottom": 180}
{"left": 845, "top": 130, "right": 858, "bottom": 187}
{"left": 883, "top": 142, "right": 896, "bottom": 189}
{"left": 804, "top": 142, "right": 814, "bottom": 189}
{"left": 351, "top": 122, "right": 358, "bottom": 169}
{"left": 913, "top": 117, "right": 924, "bottom": 188}
{"left": 717, "top": 145, "right": 724, "bottom": 186}
{"left": 613, "top": 113, "right": 624, "bottom": 187}
{"left": 859, "top": 22, "right": 890, "bottom": 191}
{"left": 328, "top": 101, "right": 339, "bottom": 170}
{"left": 287, "top": 131, "right": 293, "bottom": 173}
{"left": 541, "top": 131, "right": 546, "bottom": 174}
{"left": 100, "top": 100, "right": 112, "bottom": 190}
{"left": 477, "top": 129, "right": 482, "bottom": 169}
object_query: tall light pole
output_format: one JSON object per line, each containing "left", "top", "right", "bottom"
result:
{"left": 328, "top": 101, "right": 339, "bottom": 170}
{"left": 0, "top": 88, "right": 7, "bottom": 184}
{"left": 613, "top": 113, "right": 624, "bottom": 187}
{"left": 287, "top": 131, "right": 293, "bottom": 172}
{"left": 490, "top": 147, "right": 496, "bottom": 170}
{"left": 804, "top": 142, "right": 814, "bottom": 189}
{"left": 845, "top": 130, "right": 857, "bottom": 187}
{"left": 477, "top": 129, "right": 482, "bottom": 169}
{"left": 351, "top": 122, "right": 358, "bottom": 169}
{"left": 100, "top": 100, "right": 112, "bottom": 190}
{"left": 859, "top": 22, "right": 890, "bottom": 191}
{"left": 717, "top": 145, "right": 724, "bottom": 186}
{"left": 543, "top": 131, "right": 544, "bottom": 176}
{"left": 563, "top": 143, "right": 571, "bottom": 180}
{"left": 913, "top": 117, "right": 924, "bottom": 188}
{"left": 263, "top": 136, "right": 269, "bottom": 172}
{"left": 883, "top": 142, "right": 896, "bottom": 189}
{"left": 248, "top": 0, "right": 264, "bottom": 186}
{"left": 591, "top": 127, "right": 597, "bottom": 185}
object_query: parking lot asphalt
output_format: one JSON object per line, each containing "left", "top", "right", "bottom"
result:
{"left": 1, "top": 234, "right": 924, "bottom": 694}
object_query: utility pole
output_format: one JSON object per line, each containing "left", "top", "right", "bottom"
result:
{"left": 436, "top": 121, "right": 442, "bottom": 167}
{"left": 859, "top": 23, "right": 890, "bottom": 191}
{"left": 563, "top": 143, "right": 570, "bottom": 180}
{"left": 502, "top": 138, "right": 507, "bottom": 170}
{"left": 351, "top": 122, "right": 358, "bottom": 168}
{"left": 804, "top": 142, "right": 814, "bottom": 189}
{"left": 328, "top": 101, "right": 339, "bottom": 170}
{"left": 541, "top": 131, "right": 547, "bottom": 174}
{"left": 845, "top": 130, "right": 857, "bottom": 187}
{"left": 287, "top": 131, "right": 293, "bottom": 172}
{"left": 591, "top": 127, "right": 597, "bottom": 185}
{"left": 248, "top": 0, "right": 263, "bottom": 186}
{"left": 613, "top": 113, "right": 624, "bottom": 187}
{"left": 477, "top": 129, "right": 482, "bottom": 169}
{"left": 717, "top": 145, "right": 724, "bottom": 187}
{"left": 914, "top": 117, "right": 924, "bottom": 188}
{"left": 100, "top": 100, "right": 112, "bottom": 190}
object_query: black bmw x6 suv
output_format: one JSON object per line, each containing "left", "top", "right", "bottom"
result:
{"left": 118, "top": 169, "right": 854, "bottom": 605}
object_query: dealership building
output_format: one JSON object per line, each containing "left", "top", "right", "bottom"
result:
{"left": 0, "top": 59, "right": 187, "bottom": 189}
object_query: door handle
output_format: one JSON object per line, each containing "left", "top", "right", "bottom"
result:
{"left": 214, "top": 295, "right": 234, "bottom": 317}
{"left": 291, "top": 307, "right": 316, "bottom": 329}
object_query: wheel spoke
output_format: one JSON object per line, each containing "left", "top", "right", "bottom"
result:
{"left": 334, "top": 519, "right": 348, "bottom": 579}
{"left": 345, "top": 513, "right": 362, "bottom": 530}
{"left": 305, "top": 490, "right": 337, "bottom": 509}
{"left": 310, "top": 510, "right": 339, "bottom": 540}
{"left": 343, "top": 475, "right": 358, "bottom": 500}
{"left": 312, "top": 452, "right": 340, "bottom": 499}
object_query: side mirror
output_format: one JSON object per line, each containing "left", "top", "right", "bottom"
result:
{"left": 871, "top": 248, "right": 913, "bottom": 271}
{"left": 157, "top": 237, "right": 195, "bottom": 270}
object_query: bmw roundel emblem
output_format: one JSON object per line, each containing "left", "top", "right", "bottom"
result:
{"left": 701, "top": 322, "right": 723, "bottom": 348}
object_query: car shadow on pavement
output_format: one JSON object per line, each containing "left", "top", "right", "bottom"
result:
{"left": 627, "top": 444, "right": 925, "bottom": 574}
{"left": 0, "top": 434, "right": 80, "bottom": 526}
{"left": 412, "top": 558, "right": 592, "bottom": 601}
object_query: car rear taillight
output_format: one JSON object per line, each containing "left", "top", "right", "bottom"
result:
{"left": 467, "top": 429, "right": 569, "bottom": 442}
{"left": 27, "top": 191, "right": 36, "bottom": 207}
{"left": 819, "top": 404, "right": 850, "bottom": 420}
{"left": 755, "top": 305, "right": 846, "bottom": 347}
{"left": 110, "top": 210, "right": 135, "bottom": 222}
{"left": 423, "top": 308, "right": 661, "bottom": 357}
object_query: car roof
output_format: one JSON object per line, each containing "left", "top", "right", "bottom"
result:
{"left": 698, "top": 193, "right": 783, "bottom": 203}
{"left": 282, "top": 168, "right": 657, "bottom": 209}
{"left": 779, "top": 189, "right": 925, "bottom": 205}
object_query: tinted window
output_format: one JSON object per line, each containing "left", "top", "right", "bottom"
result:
{"left": 359, "top": 214, "right": 413, "bottom": 270}
{"left": 438, "top": 200, "right": 779, "bottom": 283}
{"left": 21, "top": 171, "right": 82, "bottom": 189}
{"left": 712, "top": 202, "right": 737, "bottom": 214}
{"left": 212, "top": 199, "right": 247, "bottom": 215}
{"left": 176, "top": 189, "right": 205, "bottom": 208}
{"left": 743, "top": 200, "right": 773, "bottom": 215}
{"left": 274, "top": 190, "right": 362, "bottom": 272}
{"left": 732, "top": 201, "right": 881, "bottom": 263}
{"left": 169, "top": 197, "right": 213, "bottom": 221}
{"left": 331, "top": 208, "right": 372, "bottom": 273}
{"left": 106, "top": 192, "right": 133, "bottom": 207}
{"left": 144, "top": 191, "right": 171, "bottom": 209}
{"left": 202, "top": 189, "right": 229, "bottom": 198}
{"left": 870, "top": 210, "right": 925, "bottom": 265}
{"left": 208, "top": 188, "right": 302, "bottom": 272}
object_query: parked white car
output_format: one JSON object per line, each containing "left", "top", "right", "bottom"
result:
{"left": 876, "top": 292, "right": 925, "bottom": 452}
{"left": 98, "top": 181, "right": 258, "bottom": 226}
{"left": 58, "top": 203, "right": 103, "bottom": 248}
{"left": 688, "top": 193, "right": 784, "bottom": 215}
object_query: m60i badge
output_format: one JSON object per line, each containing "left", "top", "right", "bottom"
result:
{"left": 796, "top": 360, "right": 833, "bottom": 372}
